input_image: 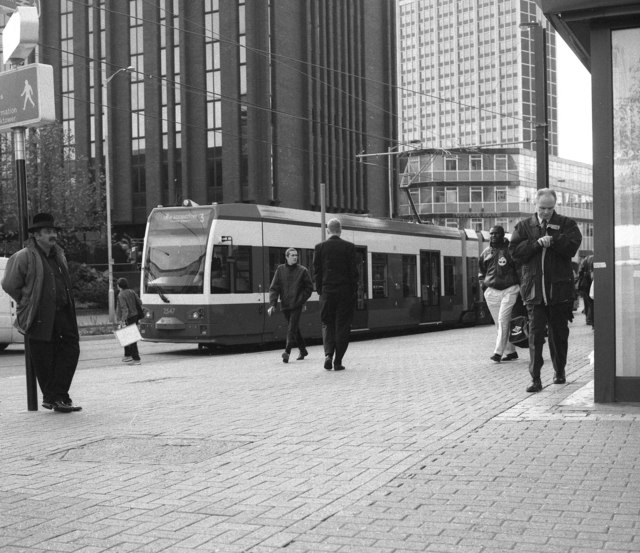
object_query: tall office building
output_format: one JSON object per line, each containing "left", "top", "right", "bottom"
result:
{"left": 397, "top": 0, "right": 557, "bottom": 153}
{"left": 1, "top": 1, "right": 396, "bottom": 238}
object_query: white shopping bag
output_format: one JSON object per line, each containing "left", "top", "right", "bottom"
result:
{"left": 114, "top": 324, "right": 142, "bottom": 347}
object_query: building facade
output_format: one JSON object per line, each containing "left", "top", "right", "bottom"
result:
{"left": 2, "top": 1, "right": 397, "bottom": 238}
{"left": 398, "top": 147, "right": 593, "bottom": 255}
{"left": 397, "top": 0, "right": 557, "bottom": 154}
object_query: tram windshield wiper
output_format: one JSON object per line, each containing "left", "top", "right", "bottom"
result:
{"left": 158, "top": 290, "right": 170, "bottom": 303}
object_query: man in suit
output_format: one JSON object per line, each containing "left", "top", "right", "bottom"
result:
{"left": 509, "top": 188, "right": 582, "bottom": 393}
{"left": 313, "top": 218, "right": 358, "bottom": 371}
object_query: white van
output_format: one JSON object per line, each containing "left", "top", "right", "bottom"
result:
{"left": 0, "top": 257, "right": 24, "bottom": 350}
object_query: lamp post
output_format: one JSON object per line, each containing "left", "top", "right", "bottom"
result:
{"left": 520, "top": 21, "right": 549, "bottom": 190}
{"left": 103, "top": 65, "right": 133, "bottom": 323}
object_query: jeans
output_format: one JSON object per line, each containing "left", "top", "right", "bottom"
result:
{"left": 283, "top": 307, "right": 306, "bottom": 353}
{"left": 484, "top": 284, "right": 519, "bottom": 356}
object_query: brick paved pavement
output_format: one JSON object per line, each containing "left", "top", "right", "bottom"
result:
{"left": 1, "top": 314, "right": 639, "bottom": 553}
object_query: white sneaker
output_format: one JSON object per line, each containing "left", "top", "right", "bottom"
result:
{"left": 123, "top": 356, "right": 134, "bottom": 363}
{"left": 131, "top": 360, "right": 141, "bottom": 365}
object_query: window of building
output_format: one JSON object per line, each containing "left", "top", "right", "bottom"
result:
{"left": 495, "top": 218, "right": 509, "bottom": 230}
{"left": 470, "top": 187, "right": 483, "bottom": 202}
{"left": 372, "top": 254, "right": 388, "bottom": 299}
{"left": 495, "top": 187, "right": 508, "bottom": 202}
{"left": 402, "top": 255, "right": 417, "bottom": 297}
{"left": 470, "top": 154, "right": 483, "bottom": 170}
{"left": 434, "top": 187, "right": 446, "bottom": 203}
{"left": 446, "top": 187, "right": 458, "bottom": 203}
{"left": 470, "top": 218, "right": 484, "bottom": 232}
{"left": 495, "top": 154, "right": 508, "bottom": 171}
{"left": 445, "top": 218, "right": 458, "bottom": 228}
{"left": 445, "top": 157, "right": 458, "bottom": 171}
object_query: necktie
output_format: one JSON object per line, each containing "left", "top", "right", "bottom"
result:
{"left": 541, "top": 219, "right": 547, "bottom": 236}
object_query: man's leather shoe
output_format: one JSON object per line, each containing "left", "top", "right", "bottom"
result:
{"left": 526, "top": 381, "right": 542, "bottom": 393}
{"left": 282, "top": 351, "right": 290, "bottom": 363}
{"left": 297, "top": 348, "right": 308, "bottom": 361}
{"left": 553, "top": 377, "right": 566, "bottom": 384}
{"left": 42, "top": 401, "right": 54, "bottom": 410}
{"left": 52, "top": 400, "right": 75, "bottom": 413}
{"left": 324, "top": 356, "right": 333, "bottom": 370}
{"left": 333, "top": 365, "right": 345, "bottom": 371}
{"left": 502, "top": 352, "right": 518, "bottom": 361}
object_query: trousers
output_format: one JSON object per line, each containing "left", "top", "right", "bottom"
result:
{"left": 484, "top": 284, "right": 519, "bottom": 356}
{"left": 283, "top": 307, "right": 306, "bottom": 353}
{"left": 28, "top": 308, "right": 80, "bottom": 403}
{"left": 526, "top": 302, "right": 573, "bottom": 382}
{"left": 320, "top": 285, "right": 355, "bottom": 364}
{"left": 124, "top": 316, "right": 141, "bottom": 360}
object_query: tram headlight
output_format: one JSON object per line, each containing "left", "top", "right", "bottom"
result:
{"left": 188, "top": 308, "right": 205, "bottom": 320}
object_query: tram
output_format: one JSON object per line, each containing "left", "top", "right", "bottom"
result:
{"left": 138, "top": 203, "right": 490, "bottom": 346}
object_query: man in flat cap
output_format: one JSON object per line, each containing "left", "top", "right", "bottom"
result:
{"left": 1, "top": 213, "right": 82, "bottom": 412}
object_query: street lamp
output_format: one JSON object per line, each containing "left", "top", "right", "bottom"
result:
{"left": 520, "top": 21, "right": 549, "bottom": 190}
{"left": 103, "top": 65, "right": 133, "bottom": 323}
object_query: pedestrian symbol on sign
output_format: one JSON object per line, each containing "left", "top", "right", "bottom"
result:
{"left": 21, "top": 79, "right": 35, "bottom": 110}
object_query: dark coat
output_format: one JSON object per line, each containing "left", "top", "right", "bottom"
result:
{"left": 268, "top": 263, "right": 313, "bottom": 311}
{"left": 509, "top": 212, "right": 582, "bottom": 305}
{"left": 1, "top": 239, "right": 77, "bottom": 339}
{"left": 478, "top": 239, "right": 519, "bottom": 290}
{"left": 312, "top": 235, "right": 358, "bottom": 295}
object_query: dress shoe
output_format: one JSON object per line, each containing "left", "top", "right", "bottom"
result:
{"left": 490, "top": 353, "right": 502, "bottom": 363}
{"left": 52, "top": 400, "right": 75, "bottom": 413}
{"left": 297, "top": 348, "right": 308, "bottom": 361}
{"left": 42, "top": 401, "right": 54, "bottom": 410}
{"left": 333, "top": 364, "right": 345, "bottom": 371}
{"left": 526, "top": 381, "right": 542, "bottom": 393}
{"left": 282, "top": 351, "right": 290, "bottom": 363}
{"left": 553, "top": 377, "right": 566, "bottom": 384}
{"left": 502, "top": 352, "right": 518, "bottom": 361}
{"left": 61, "top": 400, "right": 82, "bottom": 412}
{"left": 324, "top": 356, "right": 333, "bottom": 370}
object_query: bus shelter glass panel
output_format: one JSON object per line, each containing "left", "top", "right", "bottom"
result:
{"left": 612, "top": 28, "right": 640, "bottom": 377}
{"left": 144, "top": 208, "right": 212, "bottom": 294}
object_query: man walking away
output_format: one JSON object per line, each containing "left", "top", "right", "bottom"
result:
{"left": 1, "top": 213, "right": 82, "bottom": 412}
{"left": 313, "top": 218, "right": 358, "bottom": 371}
{"left": 479, "top": 225, "right": 520, "bottom": 363}
{"left": 267, "top": 248, "right": 313, "bottom": 363}
{"left": 577, "top": 254, "right": 594, "bottom": 327}
{"left": 509, "top": 189, "right": 582, "bottom": 393}
{"left": 116, "top": 277, "right": 143, "bottom": 365}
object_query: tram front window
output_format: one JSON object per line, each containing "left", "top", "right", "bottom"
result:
{"left": 144, "top": 209, "right": 210, "bottom": 294}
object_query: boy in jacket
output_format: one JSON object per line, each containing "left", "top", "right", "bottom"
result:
{"left": 509, "top": 189, "right": 582, "bottom": 392}
{"left": 479, "top": 226, "right": 520, "bottom": 363}
{"left": 268, "top": 248, "right": 313, "bottom": 363}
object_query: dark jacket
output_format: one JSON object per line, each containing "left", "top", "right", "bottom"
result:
{"left": 1, "top": 238, "right": 77, "bottom": 338}
{"left": 116, "top": 288, "right": 142, "bottom": 323}
{"left": 577, "top": 254, "right": 594, "bottom": 294}
{"left": 268, "top": 263, "right": 313, "bottom": 311}
{"left": 478, "top": 239, "right": 519, "bottom": 290}
{"left": 509, "top": 212, "right": 582, "bottom": 305}
{"left": 313, "top": 235, "right": 358, "bottom": 295}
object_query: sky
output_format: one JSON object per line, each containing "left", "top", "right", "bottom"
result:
{"left": 556, "top": 37, "right": 593, "bottom": 165}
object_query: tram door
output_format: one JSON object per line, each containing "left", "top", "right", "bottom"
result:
{"left": 352, "top": 247, "right": 368, "bottom": 330}
{"left": 420, "top": 250, "right": 441, "bottom": 323}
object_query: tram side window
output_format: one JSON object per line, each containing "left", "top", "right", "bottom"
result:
{"left": 268, "top": 247, "right": 288, "bottom": 282}
{"left": 402, "top": 255, "right": 417, "bottom": 297}
{"left": 443, "top": 256, "right": 457, "bottom": 296}
{"left": 372, "top": 254, "right": 388, "bottom": 299}
{"left": 212, "top": 245, "right": 252, "bottom": 293}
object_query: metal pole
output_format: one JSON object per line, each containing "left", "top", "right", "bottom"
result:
{"left": 102, "top": 66, "right": 132, "bottom": 324}
{"left": 320, "top": 182, "right": 326, "bottom": 242}
{"left": 534, "top": 24, "right": 549, "bottom": 190}
{"left": 388, "top": 147, "right": 394, "bottom": 219}
{"left": 13, "top": 127, "right": 38, "bottom": 411}
{"left": 103, "top": 95, "right": 115, "bottom": 324}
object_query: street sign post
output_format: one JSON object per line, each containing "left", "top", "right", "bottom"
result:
{"left": 0, "top": 64, "right": 55, "bottom": 133}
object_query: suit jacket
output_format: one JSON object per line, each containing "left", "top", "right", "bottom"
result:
{"left": 312, "top": 235, "right": 358, "bottom": 295}
{"left": 509, "top": 211, "right": 582, "bottom": 305}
